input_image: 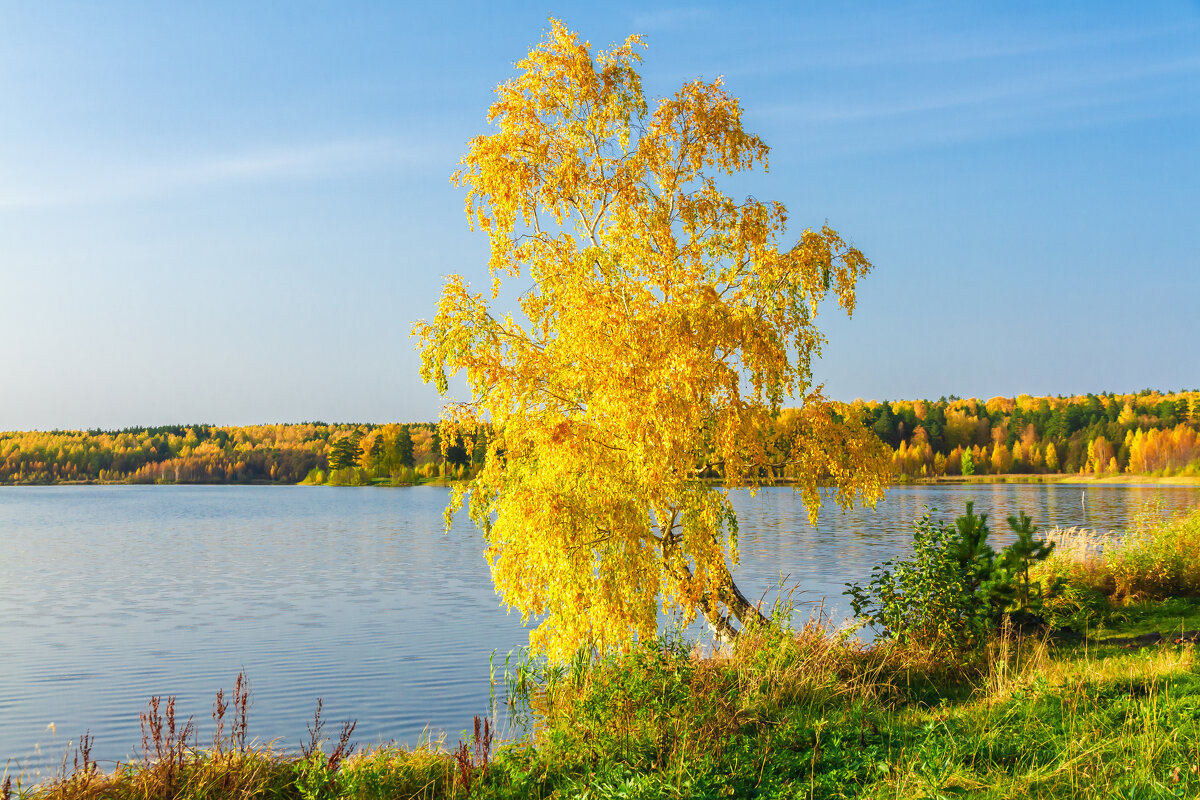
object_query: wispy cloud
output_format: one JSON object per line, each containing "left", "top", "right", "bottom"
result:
{"left": 746, "top": 35, "right": 1200, "bottom": 159}
{"left": 730, "top": 18, "right": 1200, "bottom": 77}
{"left": 0, "top": 137, "right": 447, "bottom": 210}
{"left": 631, "top": 7, "right": 712, "bottom": 32}
{"left": 776, "top": 55, "right": 1200, "bottom": 126}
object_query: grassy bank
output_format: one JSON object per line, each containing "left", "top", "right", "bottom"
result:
{"left": 12, "top": 508, "right": 1200, "bottom": 800}
{"left": 11, "top": 617, "right": 1200, "bottom": 800}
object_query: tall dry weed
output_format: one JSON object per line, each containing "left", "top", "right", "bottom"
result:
{"left": 1106, "top": 507, "right": 1200, "bottom": 599}
{"left": 1035, "top": 506, "right": 1200, "bottom": 603}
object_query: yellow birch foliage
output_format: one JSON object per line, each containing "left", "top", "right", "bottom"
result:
{"left": 1045, "top": 442, "right": 1060, "bottom": 472}
{"left": 414, "top": 21, "right": 889, "bottom": 659}
{"left": 1127, "top": 424, "right": 1200, "bottom": 474}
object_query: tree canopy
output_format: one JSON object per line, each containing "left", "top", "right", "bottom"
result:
{"left": 414, "top": 20, "right": 890, "bottom": 660}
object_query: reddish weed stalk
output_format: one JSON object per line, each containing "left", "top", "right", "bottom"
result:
{"left": 138, "top": 693, "right": 197, "bottom": 798}
{"left": 211, "top": 671, "right": 250, "bottom": 753}
{"left": 301, "top": 697, "right": 357, "bottom": 772}
{"left": 453, "top": 715, "right": 493, "bottom": 792}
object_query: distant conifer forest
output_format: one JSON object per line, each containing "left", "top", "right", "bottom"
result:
{"left": 2, "top": 391, "right": 1197, "bottom": 486}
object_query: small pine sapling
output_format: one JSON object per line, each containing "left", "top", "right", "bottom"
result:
{"left": 1001, "top": 510, "right": 1055, "bottom": 611}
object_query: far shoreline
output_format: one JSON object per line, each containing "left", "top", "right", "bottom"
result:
{"left": 5, "top": 475, "right": 1199, "bottom": 489}
{"left": 907, "top": 474, "right": 1200, "bottom": 488}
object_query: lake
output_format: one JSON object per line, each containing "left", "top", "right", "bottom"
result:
{"left": 2, "top": 482, "right": 1197, "bottom": 776}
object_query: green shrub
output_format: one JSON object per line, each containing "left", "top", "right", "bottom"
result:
{"left": 847, "top": 511, "right": 985, "bottom": 660}
{"left": 846, "top": 503, "right": 1055, "bottom": 664}
{"left": 324, "top": 467, "right": 371, "bottom": 486}
{"left": 1039, "top": 577, "right": 1114, "bottom": 631}
{"left": 301, "top": 466, "right": 326, "bottom": 484}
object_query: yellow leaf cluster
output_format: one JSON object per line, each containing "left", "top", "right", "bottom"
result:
{"left": 414, "top": 20, "right": 889, "bottom": 660}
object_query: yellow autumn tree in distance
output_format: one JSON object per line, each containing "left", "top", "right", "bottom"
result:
{"left": 414, "top": 20, "right": 890, "bottom": 660}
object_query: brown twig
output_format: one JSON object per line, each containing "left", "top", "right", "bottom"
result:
{"left": 212, "top": 687, "right": 227, "bottom": 752}
{"left": 302, "top": 697, "right": 357, "bottom": 773}
{"left": 327, "top": 719, "right": 357, "bottom": 773}
{"left": 473, "top": 715, "right": 493, "bottom": 779}
{"left": 72, "top": 730, "right": 96, "bottom": 788}
{"left": 232, "top": 672, "right": 249, "bottom": 752}
{"left": 452, "top": 739, "right": 474, "bottom": 793}
{"left": 301, "top": 698, "right": 324, "bottom": 760}
{"left": 139, "top": 693, "right": 195, "bottom": 790}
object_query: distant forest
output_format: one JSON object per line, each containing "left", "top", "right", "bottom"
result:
{"left": 858, "top": 390, "right": 1199, "bottom": 479}
{"left": 1, "top": 391, "right": 1197, "bottom": 486}
{"left": 0, "top": 422, "right": 479, "bottom": 486}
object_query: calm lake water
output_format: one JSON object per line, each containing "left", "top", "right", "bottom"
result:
{"left": 2, "top": 483, "right": 1197, "bottom": 775}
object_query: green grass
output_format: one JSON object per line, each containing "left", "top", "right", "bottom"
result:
{"left": 1094, "top": 597, "right": 1200, "bottom": 639}
{"left": 494, "top": 625, "right": 1200, "bottom": 799}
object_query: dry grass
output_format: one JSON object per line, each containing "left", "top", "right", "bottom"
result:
{"left": 1036, "top": 505, "right": 1200, "bottom": 602}
{"left": 1042, "top": 525, "right": 1113, "bottom": 562}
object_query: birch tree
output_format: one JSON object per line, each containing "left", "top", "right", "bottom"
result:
{"left": 414, "top": 20, "right": 890, "bottom": 659}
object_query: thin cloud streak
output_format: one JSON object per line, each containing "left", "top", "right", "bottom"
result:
{"left": 0, "top": 138, "right": 448, "bottom": 210}
{"left": 748, "top": 53, "right": 1200, "bottom": 158}
{"left": 772, "top": 55, "right": 1200, "bottom": 126}
{"left": 631, "top": 7, "right": 712, "bottom": 31}
{"left": 728, "top": 19, "right": 1200, "bottom": 77}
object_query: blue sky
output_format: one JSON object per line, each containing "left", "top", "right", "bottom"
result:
{"left": 2, "top": 2, "right": 1198, "bottom": 430}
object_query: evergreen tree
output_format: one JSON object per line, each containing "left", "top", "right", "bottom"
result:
{"left": 873, "top": 402, "right": 900, "bottom": 448}
{"left": 328, "top": 432, "right": 363, "bottom": 471}
{"left": 924, "top": 404, "right": 947, "bottom": 452}
{"left": 949, "top": 502, "right": 996, "bottom": 596}
{"left": 446, "top": 435, "right": 471, "bottom": 468}
{"left": 1001, "top": 511, "right": 1054, "bottom": 609}
{"left": 395, "top": 425, "right": 415, "bottom": 468}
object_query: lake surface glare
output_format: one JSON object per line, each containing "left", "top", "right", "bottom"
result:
{"left": 2, "top": 483, "right": 1197, "bottom": 774}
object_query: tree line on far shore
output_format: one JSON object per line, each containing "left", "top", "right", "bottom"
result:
{"left": 0, "top": 422, "right": 482, "bottom": 486}
{"left": 863, "top": 390, "right": 1199, "bottom": 480}
{"left": 1, "top": 389, "right": 1196, "bottom": 486}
